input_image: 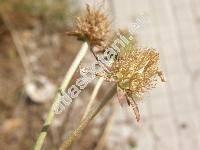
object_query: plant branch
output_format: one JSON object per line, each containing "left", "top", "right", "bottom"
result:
{"left": 34, "top": 41, "right": 89, "bottom": 150}
{"left": 81, "top": 77, "right": 104, "bottom": 120}
{"left": 95, "top": 101, "right": 117, "bottom": 150}
{"left": 59, "top": 84, "right": 117, "bottom": 150}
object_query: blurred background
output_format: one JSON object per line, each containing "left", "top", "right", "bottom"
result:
{"left": 0, "top": 0, "right": 200, "bottom": 150}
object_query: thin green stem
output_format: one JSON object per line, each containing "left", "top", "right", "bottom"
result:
{"left": 34, "top": 42, "right": 89, "bottom": 150}
{"left": 59, "top": 85, "right": 117, "bottom": 150}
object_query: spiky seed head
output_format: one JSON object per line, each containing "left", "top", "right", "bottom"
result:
{"left": 67, "top": 4, "right": 111, "bottom": 48}
{"left": 107, "top": 45, "right": 165, "bottom": 96}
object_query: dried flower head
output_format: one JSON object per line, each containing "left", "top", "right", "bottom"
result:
{"left": 109, "top": 48, "right": 165, "bottom": 93}
{"left": 104, "top": 44, "right": 165, "bottom": 121}
{"left": 67, "top": 4, "right": 110, "bottom": 48}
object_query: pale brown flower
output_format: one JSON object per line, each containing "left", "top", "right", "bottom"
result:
{"left": 109, "top": 48, "right": 165, "bottom": 93}
{"left": 67, "top": 4, "right": 111, "bottom": 48}
{"left": 105, "top": 44, "right": 165, "bottom": 121}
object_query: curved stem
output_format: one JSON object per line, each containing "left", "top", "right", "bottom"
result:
{"left": 59, "top": 85, "right": 117, "bottom": 150}
{"left": 34, "top": 42, "right": 89, "bottom": 150}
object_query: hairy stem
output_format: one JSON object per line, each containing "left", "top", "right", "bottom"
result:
{"left": 34, "top": 42, "right": 89, "bottom": 150}
{"left": 59, "top": 85, "right": 117, "bottom": 150}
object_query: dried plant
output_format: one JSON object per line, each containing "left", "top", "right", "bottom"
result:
{"left": 34, "top": 42, "right": 89, "bottom": 150}
{"left": 105, "top": 45, "right": 165, "bottom": 121}
{"left": 34, "top": 2, "right": 165, "bottom": 149}
{"left": 60, "top": 35, "right": 166, "bottom": 148}
{"left": 95, "top": 102, "right": 117, "bottom": 150}
{"left": 34, "top": 4, "right": 111, "bottom": 150}
{"left": 67, "top": 4, "right": 111, "bottom": 48}
{"left": 82, "top": 77, "right": 104, "bottom": 120}
{"left": 60, "top": 85, "right": 117, "bottom": 150}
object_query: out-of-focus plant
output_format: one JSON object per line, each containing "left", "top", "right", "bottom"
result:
{"left": 0, "top": 0, "right": 79, "bottom": 30}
